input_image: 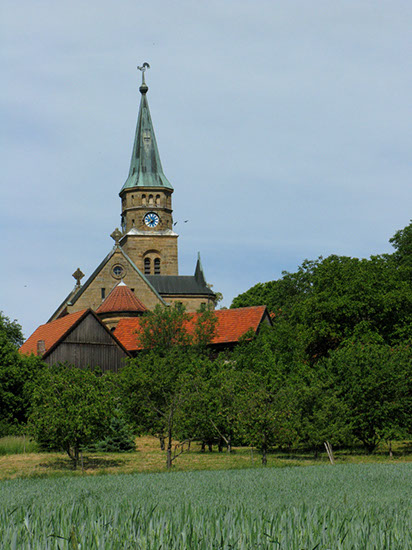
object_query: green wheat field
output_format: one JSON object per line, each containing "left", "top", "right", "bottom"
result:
{"left": 1, "top": 464, "right": 410, "bottom": 549}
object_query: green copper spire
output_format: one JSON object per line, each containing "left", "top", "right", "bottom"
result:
{"left": 121, "top": 64, "right": 173, "bottom": 192}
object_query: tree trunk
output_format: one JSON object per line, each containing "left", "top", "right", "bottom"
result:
{"left": 388, "top": 440, "right": 393, "bottom": 458}
{"left": 66, "top": 443, "right": 79, "bottom": 470}
{"left": 208, "top": 442, "right": 213, "bottom": 452}
{"left": 166, "top": 426, "right": 172, "bottom": 470}
{"left": 227, "top": 435, "right": 231, "bottom": 454}
{"left": 159, "top": 435, "right": 165, "bottom": 451}
{"left": 262, "top": 434, "right": 267, "bottom": 466}
{"left": 201, "top": 441, "right": 206, "bottom": 452}
{"left": 218, "top": 438, "right": 223, "bottom": 453}
{"left": 262, "top": 447, "right": 267, "bottom": 466}
{"left": 74, "top": 444, "right": 80, "bottom": 470}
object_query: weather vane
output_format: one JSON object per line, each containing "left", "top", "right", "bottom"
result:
{"left": 137, "top": 62, "right": 150, "bottom": 85}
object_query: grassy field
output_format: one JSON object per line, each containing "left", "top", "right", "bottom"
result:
{"left": 0, "top": 463, "right": 411, "bottom": 549}
{"left": 0, "top": 436, "right": 411, "bottom": 481}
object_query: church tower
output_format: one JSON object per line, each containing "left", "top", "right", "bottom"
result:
{"left": 48, "top": 65, "right": 216, "bottom": 323}
{"left": 119, "top": 65, "right": 178, "bottom": 276}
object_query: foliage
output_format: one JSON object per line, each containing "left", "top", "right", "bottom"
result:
{"left": 1, "top": 465, "right": 411, "bottom": 548}
{"left": 192, "top": 306, "right": 218, "bottom": 349}
{"left": 297, "top": 374, "right": 353, "bottom": 453}
{"left": 137, "top": 303, "right": 192, "bottom": 351}
{"left": 321, "top": 343, "right": 412, "bottom": 452}
{"left": 84, "top": 411, "right": 136, "bottom": 453}
{"left": 0, "top": 311, "right": 24, "bottom": 348}
{"left": 121, "top": 347, "right": 202, "bottom": 467}
{"left": 175, "top": 354, "right": 237, "bottom": 450}
{"left": 123, "top": 303, "right": 218, "bottom": 467}
{"left": 390, "top": 219, "right": 412, "bottom": 268}
{"left": 28, "top": 364, "right": 115, "bottom": 468}
{"left": 232, "top": 222, "right": 412, "bottom": 362}
{"left": 137, "top": 303, "right": 218, "bottom": 352}
{"left": 230, "top": 326, "right": 301, "bottom": 463}
{"left": 0, "top": 332, "right": 45, "bottom": 436}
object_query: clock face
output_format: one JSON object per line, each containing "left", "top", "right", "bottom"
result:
{"left": 144, "top": 212, "right": 160, "bottom": 228}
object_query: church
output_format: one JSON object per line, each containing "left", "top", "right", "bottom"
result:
{"left": 20, "top": 66, "right": 272, "bottom": 367}
{"left": 50, "top": 65, "right": 216, "bottom": 322}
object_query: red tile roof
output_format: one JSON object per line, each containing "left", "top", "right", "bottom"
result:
{"left": 114, "top": 306, "right": 269, "bottom": 352}
{"left": 19, "top": 309, "right": 88, "bottom": 356}
{"left": 96, "top": 283, "right": 147, "bottom": 314}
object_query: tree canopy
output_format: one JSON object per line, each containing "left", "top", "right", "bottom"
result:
{"left": 0, "top": 312, "right": 45, "bottom": 436}
{"left": 231, "top": 222, "right": 412, "bottom": 361}
{"left": 29, "top": 364, "right": 116, "bottom": 468}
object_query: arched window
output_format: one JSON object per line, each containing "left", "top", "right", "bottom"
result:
{"left": 156, "top": 194, "right": 161, "bottom": 206}
{"left": 142, "top": 194, "right": 146, "bottom": 205}
{"left": 149, "top": 194, "right": 154, "bottom": 205}
{"left": 154, "top": 258, "right": 160, "bottom": 275}
{"left": 144, "top": 257, "right": 151, "bottom": 275}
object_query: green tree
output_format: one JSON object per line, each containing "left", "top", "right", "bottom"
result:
{"left": 85, "top": 409, "right": 136, "bottom": 453}
{"left": 231, "top": 326, "right": 300, "bottom": 464}
{"left": 137, "top": 303, "right": 191, "bottom": 351}
{"left": 137, "top": 303, "right": 217, "bottom": 352}
{"left": 0, "top": 311, "right": 24, "bottom": 348}
{"left": 121, "top": 347, "right": 200, "bottom": 468}
{"left": 390, "top": 219, "right": 412, "bottom": 268}
{"left": 121, "top": 303, "right": 218, "bottom": 468}
{"left": 29, "top": 364, "right": 115, "bottom": 468}
{"left": 176, "top": 355, "right": 238, "bottom": 452}
{"left": 297, "top": 371, "right": 353, "bottom": 456}
{"left": 321, "top": 343, "right": 412, "bottom": 453}
{"left": 232, "top": 241, "right": 412, "bottom": 361}
{"left": 0, "top": 313, "right": 45, "bottom": 436}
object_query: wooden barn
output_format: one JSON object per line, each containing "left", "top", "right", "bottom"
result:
{"left": 20, "top": 309, "right": 130, "bottom": 372}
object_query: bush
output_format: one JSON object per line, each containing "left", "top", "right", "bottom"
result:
{"left": 85, "top": 414, "right": 136, "bottom": 453}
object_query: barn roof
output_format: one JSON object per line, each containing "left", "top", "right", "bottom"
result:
{"left": 96, "top": 282, "right": 147, "bottom": 314}
{"left": 114, "top": 305, "right": 270, "bottom": 352}
{"left": 20, "top": 309, "right": 130, "bottom": 359}
{"left": 20, "top": 309, "right": 88, "bottom": 356}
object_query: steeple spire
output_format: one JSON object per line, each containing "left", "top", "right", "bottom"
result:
{"left": 121, "top": 64, "right": 173, "bottom": 191}
{"left": 194, "top": 252, "right": 207, "bottom": 286}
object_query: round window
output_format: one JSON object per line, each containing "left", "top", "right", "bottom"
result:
{"left": 112, "top": 264, "right": 125, "bottom": 279}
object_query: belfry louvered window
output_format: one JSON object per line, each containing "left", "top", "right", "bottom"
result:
{"left": 154, "top": 258, "right": 160, "bottom": 274}
{"left": 144, "top": 258, "right": 151, "bottom": 275}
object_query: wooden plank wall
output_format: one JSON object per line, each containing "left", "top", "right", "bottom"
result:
{"left": 46, "top": 314, "right": 129, "bottom": 372}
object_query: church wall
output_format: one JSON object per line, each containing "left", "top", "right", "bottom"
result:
{"left": 163, "top": 295, "right": 215, "bottom": 312}
{"left": 67, "top": 250, "right": 164, "bottom": 315}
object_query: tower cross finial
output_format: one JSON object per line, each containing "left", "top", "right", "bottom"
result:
{"left": 137, "top": 62, "right": 150, "bottom": 85}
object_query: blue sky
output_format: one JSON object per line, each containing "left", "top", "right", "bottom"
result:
{"left": 1, "top": 1, "right": 411, "bottom": 338}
